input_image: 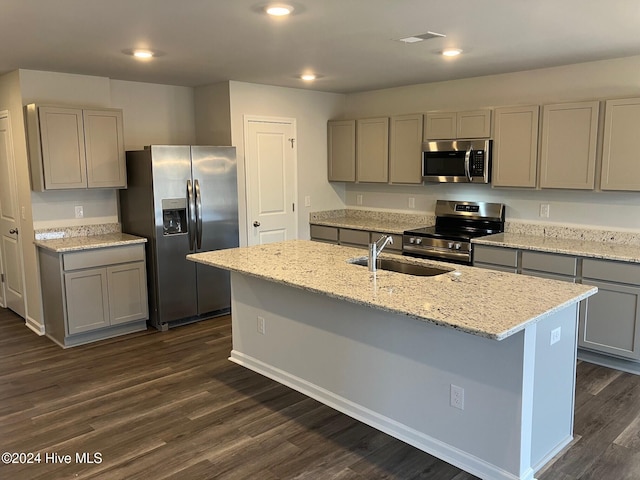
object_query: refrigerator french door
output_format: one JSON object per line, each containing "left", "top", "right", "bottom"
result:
{"left": 119, "top": 145, "right": 239, "bottom": 331}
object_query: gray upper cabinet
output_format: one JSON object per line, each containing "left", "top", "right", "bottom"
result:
{"left": 328, "top": 120, "right": 356, "bottom": 182}
{"left": 539, "top": 101, "right": 599, "bottom": 190}
{"left": 492, "top": 105, "right": 540, "bottom": 188}
{"left": 356, "top": 117, "right": 389, "bottom": 183}
{"left": 26, "top": 104, "right": 126, "bottom": 191}
{"left": 389, "top": 114, "right": 423, "bottom": 184}
{"left": 424, "top": 110, "right": 491, "bottom": 140}
{"left": 83, "top": 109, "right": 127, "bottom": 188}
{"left": 600, "top": 98, "right": 640, "bottom": 191}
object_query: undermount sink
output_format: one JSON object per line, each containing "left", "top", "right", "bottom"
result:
{"left": 350, "top": 258, "right": 454, "bottom": 277}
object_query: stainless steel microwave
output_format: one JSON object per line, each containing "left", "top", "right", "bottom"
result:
{"left": 422, "top": 139, "right": 491, "bottom": 183}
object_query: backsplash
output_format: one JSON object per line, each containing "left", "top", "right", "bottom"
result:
{"left": 34, "top": 223, "right": 121, "bottom": 240}
{"left": 310, "top": 209, "right": 434, "bottom": 226}
{"left": 506, "top": 221, "right": 640, "bottom": 247}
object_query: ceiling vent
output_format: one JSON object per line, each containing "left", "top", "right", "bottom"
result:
{"left": 398, "top": 31, "right": 446, "bottom": 44}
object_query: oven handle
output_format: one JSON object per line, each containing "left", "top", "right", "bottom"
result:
{"left": 464, "top": 145, "right": 472, "bottom": 182}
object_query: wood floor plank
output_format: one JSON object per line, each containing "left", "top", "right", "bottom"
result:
{"left": 2, "top": 308, "right": 640, "bottom": 479}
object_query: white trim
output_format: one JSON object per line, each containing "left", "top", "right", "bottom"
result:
{"left": 229, "top": 350, "right": 535, "bottom": 480}
{"left": 242, "top": 115, "right": 299, "bottom": 244}
{"left": 25, "top": 315, "right": 45, "bottom": 335}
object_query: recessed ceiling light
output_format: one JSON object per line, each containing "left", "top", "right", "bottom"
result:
{"left": 442, "top": 48, "right": 463, "bottom": 57}
{"left": 133, "top": 50, "right": 154, "bottom": 59}
{"left": 265, "top": 4, "right": 294, "bottom": 16}
{"left": 122, "top": 48, "right": 164, "bottom": 60}
{"left": 300, "top": 73, "right": 317, "bottom": 81}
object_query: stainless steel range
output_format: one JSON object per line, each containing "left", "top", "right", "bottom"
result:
{"left": 403, "top": 200, "right": 505, "bottom": 265}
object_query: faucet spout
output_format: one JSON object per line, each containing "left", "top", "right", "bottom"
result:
{"left": 368, "top": 235, "right": 394, "bottom": 272}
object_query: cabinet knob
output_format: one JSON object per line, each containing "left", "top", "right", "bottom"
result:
{"left": 253, "top": 221, "right": 261, "bottom": 227}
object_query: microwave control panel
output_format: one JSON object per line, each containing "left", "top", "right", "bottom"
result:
{"left": 470, "top": 151, "right": 486, "bottom": 176}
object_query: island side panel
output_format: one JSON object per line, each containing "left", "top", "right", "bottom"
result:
{"left": 530, "top": 303, "right": 579, "bottom": 471}
{"left": 229, "top": 272, "right": 538, "bottom": 480}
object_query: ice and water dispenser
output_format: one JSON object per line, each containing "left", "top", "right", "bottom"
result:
{"left": 162, "top": 198, "right": 187, "bottom": 235}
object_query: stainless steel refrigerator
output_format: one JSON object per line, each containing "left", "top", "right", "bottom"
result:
{"left": 119, "top": 145, "right": 239, "bottom": 331}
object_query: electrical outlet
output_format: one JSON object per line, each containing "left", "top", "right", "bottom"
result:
{"left": 356, "top": 194, "right": 363, "bottom": 205}
{"left": 257, "top": 316, "right": 266, "bottom": 335}
{"left": 539, "top": 203, "right": 550, "bottom": 218}
{"left": 74, "top": 205, "right": 84, "bottom": 219}
{"left": 450, "top": 384, "right": 464, "bottom": 410}
{"left": 408, "top": 197, "right": 416, "bottom": 209}
{"left": 304, "top": 196, "right": 311, "bottom": 207}
{"left": 550, "top": 327, "right": 561, "bottom": 345}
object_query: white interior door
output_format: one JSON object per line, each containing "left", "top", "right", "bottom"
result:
{"left": 245, "top": 117, "right": 297, "bottom": 246}
{"left": 0, "top": 112, "right": 25, "bottom": 316}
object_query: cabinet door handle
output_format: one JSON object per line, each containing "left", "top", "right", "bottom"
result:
{"left": 253, "top": 221, "right": 260, "bottom": 227}
{"left": 9, "top": 228, "right": 18, "bottom": 235}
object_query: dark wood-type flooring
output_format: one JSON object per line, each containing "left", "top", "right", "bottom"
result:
{"left": 1, "top": 307, "right": 640, "bottom": 479}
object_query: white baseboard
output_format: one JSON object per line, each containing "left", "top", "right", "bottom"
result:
{"left": 25, "top": 316, "right": 45, "bottom": 335}
{"left": 229, "top": 350, "right": 534, "bottom": 480}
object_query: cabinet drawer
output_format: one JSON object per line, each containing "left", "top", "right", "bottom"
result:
{"left": 63, "top": 244, "right": 145, "bottom": 271}
{"left": 339, "top": 228, "right": 370, "bottom": 246}
{"left": 473, "top": 246, "right": 517, "bottom": 267}
{"left": 310, "top": 225, "right": 338, "bottom": 242}
{"left": 582, "top": 258, "right": 640, "bottom": 285}
{"left": 521, "top": 269, "right": 576, "bottom": 283}
{"left": 521, "top": 251, "right": 577, "bottom": 276}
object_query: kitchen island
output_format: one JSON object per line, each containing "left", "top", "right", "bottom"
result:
{"left": 189, "top": 240, "right": 596, "bottom": 480}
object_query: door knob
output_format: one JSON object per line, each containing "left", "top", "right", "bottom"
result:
{"left": 253, "top": 221, "right": 261, "bottom": 227}
{"left": 9, "top": 228, "right": 18, "bottom": 235}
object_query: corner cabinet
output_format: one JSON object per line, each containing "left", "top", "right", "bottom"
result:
{"left": 26, "top": 104, "right": 126, "bottom": 191}
{"left": 492, "top": 105, "right": 540, "bottom": 188}
{"left": 389, "top": 114, "right": 423, "bottom": 184}
{"left": 600, "top": 98, "right": 640, "bottom": 191}
{"left": 38, "top": 243, "right": 148, "bottom": 348}
{"left": 539, "top": 101, "right": 599, "bottom": 190}
{"left": 327, "top": 120, "right": 356, "bottom": 182}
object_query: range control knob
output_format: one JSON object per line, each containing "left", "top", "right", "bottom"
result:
{"left": 409, "top": 237, "right": 415, "bottom": 244}
{"left": 415, "top": 238, "right": 422, "bottom": 245}
{"left": 448, "top": 242, "right": 454, "bottom": 249}
{"left": 454, "top": 243, "right": 462, "bottom": 250}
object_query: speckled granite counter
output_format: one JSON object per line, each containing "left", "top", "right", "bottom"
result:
{"left": 34, "top": 232, "right": 147, "bottom": 253}
{"left": 188, "top": 239, "right": 595, "bottom": 340}
{"left": 309, "top": 209, "right": 433, "bottom": 234}
{"left": 473, "top": 233, "right": 640, "bottom": 263}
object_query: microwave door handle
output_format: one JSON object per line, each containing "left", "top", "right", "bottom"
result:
{"left": 464, "top": 145, "right": 472, "bottom": 182}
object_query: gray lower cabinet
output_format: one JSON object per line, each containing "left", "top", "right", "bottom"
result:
{"left": 472, "top": 245, "right": 518, "bottom": 273}
{"left": 579, "top": 259, "right": 640, "bottom": 360}
{"left": 310, "top": 225, "right": 402, "bottom": 252}
{"left": 39, "top": 243, "right": 148, "bottom": 348}
{"left": 520, "top": 250, "right": 577, "bottom": 283}
{"left": 474, "top": 244, "right": 640, "bottom": 365}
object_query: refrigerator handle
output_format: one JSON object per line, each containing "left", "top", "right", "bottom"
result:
{"left": 195, "top": 179, "right": 203, "bottom": 250}
{"left": 187, "top": 180, "right": 196, "bottom": 251}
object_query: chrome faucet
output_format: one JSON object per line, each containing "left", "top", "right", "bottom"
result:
{"left": 368, "top": 235, "right": 393, "bottom": 272}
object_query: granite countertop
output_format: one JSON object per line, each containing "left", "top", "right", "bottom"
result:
{"left": 473, "top": 233, "right": 640, "bottom": 264}
{"left": 34, "top": 233, "right": 147, "bottom": 253}
{"left": 188, "top": 240, "right": 596, "bottom": 341}
{"left": 309, "top": 209, "right": 433, "bottom": 235}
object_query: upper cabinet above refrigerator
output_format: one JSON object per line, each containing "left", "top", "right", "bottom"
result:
{"left": 25, "top": 103, "right": 126, "bottom": 191}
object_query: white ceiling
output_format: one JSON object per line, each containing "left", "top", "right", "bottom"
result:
{"left": 2, "top": 0, "right": 639, "bottom": 94}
